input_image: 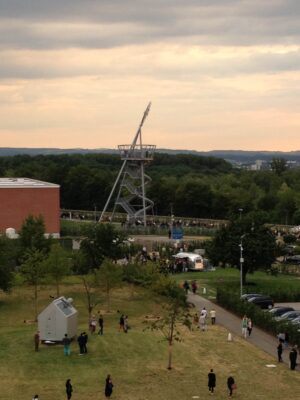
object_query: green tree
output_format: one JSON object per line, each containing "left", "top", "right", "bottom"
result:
{"left": 147, "top": 281, "right": 191, "bottom": 370}
{"left": 80, "top": 224, "right": 126, "bottom": 269}
{"left": 207, "top": 214, "right": 276, "bottom": 284}
{"left": 276, "top": 184, "right": 297, "bottom": 224}
{"left": 81, "top": 274, "right": 102, "bottom": 327}
{"left": 44, "top": 244, "right": 71, "bottom": 297}
{"left": 95, "top": 259, "right": 123, "bottom": 310}
{"left": 175, "top": 179, "right": 213, "bottom": 218}
{"left": 0, "top": 236, "right": 15, "bottom": 292}
{"left": 271, "top": 158, "right": 287, "bottom": 176}
{"left": 20, "top": 249, "right": 47, "bottom": 321}
{"left": 19, "top": 215, "right": 50, "bottom": 254}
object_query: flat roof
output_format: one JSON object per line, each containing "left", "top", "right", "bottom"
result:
{"left": 0, "top": 178, "right": 59, "bottom": 188}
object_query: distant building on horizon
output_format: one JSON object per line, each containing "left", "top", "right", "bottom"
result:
{"left": 0, "top": 177, "right": 60, "bottom": 237}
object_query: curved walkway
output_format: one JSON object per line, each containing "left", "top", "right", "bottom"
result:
{"left": 188, "top": 292, "right": 299, "bottom": 371}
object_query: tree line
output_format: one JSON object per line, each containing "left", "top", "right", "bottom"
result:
{"left": 0, "top": 153, "right": 300, "bottom": 224}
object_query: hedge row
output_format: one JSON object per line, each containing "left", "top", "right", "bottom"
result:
{"left": 216, "top": 287, "right": 300, "bottom": 347}
{"left": 223, "top": 280, "right": 300, "bottom": 303}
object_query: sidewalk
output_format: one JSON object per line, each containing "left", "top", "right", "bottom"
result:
{"left": 188, "top": 292, "right": 299, "bottom": 371}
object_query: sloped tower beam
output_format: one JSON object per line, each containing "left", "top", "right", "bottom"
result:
{"left": 99, "top": 102, "right": 156, "bottom": 226}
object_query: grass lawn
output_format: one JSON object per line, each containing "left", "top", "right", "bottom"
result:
{"left": 172, "top": 268, "right": 300, "bottom": 300}
{"left": 0, "top": 280, "right": 299, "bottom": 400}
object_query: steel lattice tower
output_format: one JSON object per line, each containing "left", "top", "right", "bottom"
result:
{"left": 100, "top": 102, "right": 156, "bottom": 226}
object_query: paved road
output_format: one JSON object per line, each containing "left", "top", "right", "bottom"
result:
{"left": 188, "top": 292, "right": 299, "bottom": 371}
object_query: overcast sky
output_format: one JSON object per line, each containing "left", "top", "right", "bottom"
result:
{"left": 1, "top": 0, "right": 299, "bottom": 151}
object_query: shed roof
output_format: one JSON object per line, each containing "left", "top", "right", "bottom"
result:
{"left": 0, "top": 178, "right": 59, "bottom": 189}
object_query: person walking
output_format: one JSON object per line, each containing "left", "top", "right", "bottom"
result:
{"left": 66, "top": 379, "right": 73, "bottom": 400}
{"left": 34, "top": 330, "right": 40, "bottom": 352}
{"left": 82, "top": 332, "right": 88, "bottom": 354}
{"left": 277, "top": 339, "right": 283, "bottom": 362}
{"left": 210, "top": 309, "right": 216, "bottom": 325}
{"left": 208, "top": 369, "right": 216, "bottom": 394}
{"left": 90, "top": 316, "right": 97, "bottom": 334}
{"left": 199, "top": 314, "right": 207, "bottom": 331}
{"left": 98, "top": 314, "right": 104, "bottom": 335}
{"left": 193, "top": 312, "right": 199, "bottom": 330}
{"left": 201, "top": 307, "right": 208, "bottom": 318}
{"left": 77, "top": 333, "right": 85, "bottom": 355}
{"left": 241, "top": 315, "right": 248, "bottom": 338}
{"left": 247, "top": 318, "right": 253, "bottom": 336}
{"left": 191, "top": 280, "right": 197, "bottom": 294}
{"left": 119, "top": 315, "right": 125, "bottom": 332}
{"left": 32, "top": 395, "right": 39, "bottom": 399}
{"left": 284, "top": 332, "right": 289, "bottom": 349}
{"left": 62, "top": 334, "right": 71, "bottom": 356}
{"left": 105, "top": 374, "right": 114, "bottom": 398}
{"left": 289, "top": 346, "right": 298, "bottom": 370}
{"left": 124, "top": 315, "right": 129, "bottom": 333}
{"left": 183, "top": 280, "right": 190, "bottom": 294}
{"left": 227, "top": 376, "right": 235, "bottom": 397}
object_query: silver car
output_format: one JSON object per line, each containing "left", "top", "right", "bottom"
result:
{"left": 275, "top": 310, "right": 300, "bottom": 322}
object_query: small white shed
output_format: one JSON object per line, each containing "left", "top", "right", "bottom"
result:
{"left": 38, "top": 296, "right": 78, "bottom": 342}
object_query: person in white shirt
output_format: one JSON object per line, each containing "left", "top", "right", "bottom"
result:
{"left": 210, "top": 309, "right": 216, "bottom": 325}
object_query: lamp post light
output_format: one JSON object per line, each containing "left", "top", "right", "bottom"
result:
{"left": 94, "top": 204, "right": 97, "bottom": 223}
{"left": 238, "top": 208, "right": 243, "bottom": 220}
{"left": 239, "top": 234, "right": 246, "bottom": 297}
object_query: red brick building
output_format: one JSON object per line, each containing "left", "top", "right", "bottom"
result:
{"left": 0, "top": 178, "right": 60, "bottom": 237}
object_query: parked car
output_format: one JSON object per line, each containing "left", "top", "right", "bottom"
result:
{"left": 291, "top": 316, "right": 300, "bottom": 324}
{"left": 248, "top": 296, "right": 274, "bottom": 309}
{"left": 284, "top": 255, "right": 300, "bottom": 264}
{"left": 268, "top": 306, "right": 295, "bottom": 317}
{"left": 275, "top": 310, "right": 300, "bottom": 322}
{"left": 241, "top": 293, "right": 265, "bottom": 300}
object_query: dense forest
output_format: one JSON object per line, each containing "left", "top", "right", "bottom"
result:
{"left": 0, "top": 153, "right": 300, "bottom": 224}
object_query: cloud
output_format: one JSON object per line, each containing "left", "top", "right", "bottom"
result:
{"left": 0, "top": 0, "right": 299, "bottom": 151}
{"left": 0, "top": 1, "right": 300, "bottom": 50}
{"left": 0, "top": 44, "right": 300, "bottom": 80}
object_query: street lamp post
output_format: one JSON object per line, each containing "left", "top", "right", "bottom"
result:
{"left": 239, "top": 208, "right": 243, "bottom": 220}
{"left": 94, "top": 204, "right": 97, "bottom": 223}
{"left": 239, "top": 234, "right": 246, "bottom": 297}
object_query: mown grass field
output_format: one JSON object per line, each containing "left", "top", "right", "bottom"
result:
{"left": 0, "top": 279, "right": 299, "bottom": 400}
{"left": 173, "top": 267, "right": 300, "bottom": 300}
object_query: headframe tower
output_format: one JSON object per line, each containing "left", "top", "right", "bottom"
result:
{"left": 99, "top": 102, "right": 156, "bottom": 226}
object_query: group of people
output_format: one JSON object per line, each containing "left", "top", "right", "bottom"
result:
{"left": 32, "top": 375, "right": 113, "bottom": 400}
{"left": 183, "top": 280, "right": 198, "bottom": 294}
{"left": 89, "top": 313, "right": 104, "bottom": 335}
{"left": 207, "top": 369, "right": 236, "bottom": 397}
{"left": 277, "top": 337, "right": 298, "bottom": 370}
{"left": 192, "top": 307, "right": 217, "bottom": 331}
{"left": 241, "top": 315, "right": 253, "bottom": 338}
{"left": 77, "top": 332, "right": 88, "bottom": 355}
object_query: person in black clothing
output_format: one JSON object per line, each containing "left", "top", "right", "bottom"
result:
{"left": 208, "top": 369, "right": 216, "bottom": 393}
{"left": 77, "top": 333, "right": 85, "bottom": 355}
{"left": 183, "top": 280, "right": 190, "bottom": 294}
{"left": 66, "top": 379, "right": 73, "bottom": 400}
{"left": 119, "top": 315, "right": 125, "bottom": 332}
{"left": 98, "top": 314, "right": 104, "bottom": 335}
{"left": 289, "top": 347, "right": 298, "bottom": 370}
{"left": 277, "top": 339, "right": 283, "bottom": 362}
{"left": 227, "top": 376, "right": 235, "bottom": 397}
{"left": 82, "top": 332, "right": 88, "bottom": 354}
{"left": 105, "top": 374, "right": 114, "bottom": 398}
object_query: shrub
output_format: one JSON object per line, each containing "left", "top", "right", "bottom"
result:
{"left": 216, "top": 287, "right": 300, "bottom": 347}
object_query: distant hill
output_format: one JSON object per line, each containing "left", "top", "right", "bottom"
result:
{"left": 0, "top": 147, "right": 300, "bottom": 163}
